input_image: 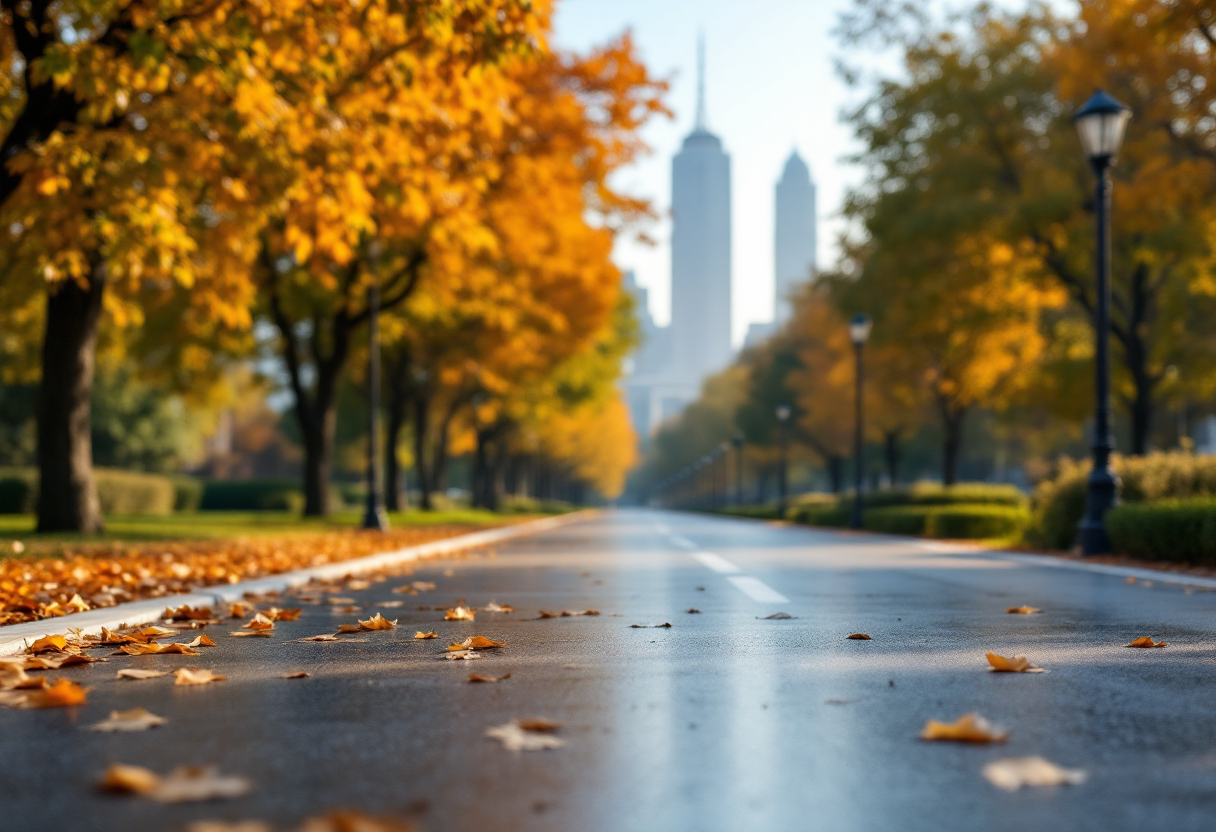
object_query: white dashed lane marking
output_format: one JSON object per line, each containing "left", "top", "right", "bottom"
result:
{"left": 727, "top": 575, "right": 790, "bottom": 604}
{"left": 690, "top": 552, "right": 742, "bottom": 574}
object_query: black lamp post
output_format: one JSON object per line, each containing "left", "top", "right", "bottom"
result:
{"left": 849, "top": 313, "right": 872, "bottom": 530}
{"left": 362, "top": 273, "right": 389, "bottom": 531}
{"left": 731, "top": 433, "right": 744, "bottom": 507}
{"left": 1073, "top": 89, "right": 1131, "bottom": 555}
{"left": 776, "top": 404, "right": 791, "bottom": 517}
{"left": 718, "top": 442, "right": 729, "bottom": 509}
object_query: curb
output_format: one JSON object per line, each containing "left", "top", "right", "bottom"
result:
{"left": 0, "top": 510, "right": 596, "bottom": 656}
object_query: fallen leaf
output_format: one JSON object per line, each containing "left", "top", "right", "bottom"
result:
{"left": 336, "top": 624, "right": 361, "bottom": 634}
{"left": 1125, "top": 576, "right": 1137, "bottom": 584}
{"left": 119, "top": 642, "right": 202, "bottom": 656}
{"left": 486, "top": 720, "right": 565, "bottom": 752}
{"left": 847, "top": 633, "right": 872, "bottom": 640}
{"left": 686, "top": 608, "right": 701, "bottom": 614}
{"left": 444, "top": 650, "right": 482, "bottom": 661}
{"left": 0, "top": 663, "right": 44, "bottom": 690}
{"left": 65, "top": 594, "right": 90, "bottom": 613}
{"left": 94, "top": 627, "right": 139, "bottom": 646}
{"left": 174, "top": 668, "right": 227, "bottom": 687}
{"left": 358, "top": 613, "right": 397, "bottom": 631}
{"left": 1126, "top": 636, "right": 1168, "bottom": 648}
{"left": 24, "top": 678, "right": 89, "bottom": 708}
{"left": 27, "top": 653, "right": 97, "bottom": 669}
{"left": 760, "top": 612, "right": 794, "bottom": 620}
{"left": 186, "top": 634, "right": 217, "bottom": 648}
{"left": 468, "top": 673, "right": 511, "bottom": 684}
{"left": 281, "top": 671, "right": 309, "bottom": 679}
{"left": 447, "top": 635, "right": 506, "bottom": 651}
{"left": 982, "top": 757, "right": 1087, "bottom": 791}
{"left": 484, "top": 602, "right": 515, "bottom": 613}
{"left": 517, "top": 717, "right": 561, "bottom": 732}
{"left": 263, "top": 607, "right": 302, "bottom": 622}
{"left": 135, "top": 766, "right": 252, "bottom": 803}
{"left": 920, "top": 712, "right": 1008, "bottom": 743}
{"left": 299, "top": 634, "right": 340, "bottom": 642}
{"left": 164, "top": 605, "right": 215, "bottom": 622}
{"left": 414, "top": 631, "right": 438, "bottom": 639}
{"left": 629, "top": 623, "right": 672, "bottom": 628}
{"left": 327, "top": 597, "right": 356, "bottom": 605}
{"left": 346, "top": 580, "right": 371, "bottom": 591}
{"left": 1006, "top": 606, "right": 1041, "bottom": 614}
{"left": 412, "top": 581, "right": 437, "bottom": 592}
{"left": 100, "top": 764, "right": 161, "bottom": 795}
{"left": 228, "top": 602, "right": 253, "bottom": 619}
{"left": 986, "top": 652, "right": 1046, "bottom": 673}
{"left": 242, "top": 613, "right": 275, "bottom": 631}
{"left": 229, "top": 631, "right": 273, "bottom": 638}
{"left": 444, "top": 606, "right": 475, "bottom": 621}
{"left": 88, "top": 707, "right": 167, "bottom": 732}
{"left": 391, "top": 585, "right": 418, "bottom": 595}
{"left": 27, "top": 635, "right": 69, "bottom": 654}
{"left": 117, "top": 669, "right": 168, "bottom": 680}
{"left": 377, "top": 601, "right": 405, "bottom": 608}
{"left": 136, "top": 626, "right": 178, "bottom": 639}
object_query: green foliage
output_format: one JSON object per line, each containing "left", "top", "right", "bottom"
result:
{"left": 0, "top": 384, "right": 36, "bottom": 467}
{"left": 862, "top": 506, "right": 929, "bottom": 536}
{"left": 0, "top": 467, "right": 176, "bottom": 515}
{"left": 862, "top": 483, "right": 1027, "bottom": 508}
{"left": 1106, "top": 499, "right": 1216, "bottom": 564}
{"left": 497, "top": 496, "right": 573, "bottom": 515}
{"left": 923, "top": 505, "right": 1028, "bottom": 540}
{"left": 1026, "top": 452, "right": 1216, "bottom": 550}
{"left": 170, "top": 476, "right": 204, "bottom": 512}
{"left": 91, "top": 367, "right": 206, "bottom": 474}
{"left": 199, "top": 480, "right": 306, "bottom": 512}
{"left": 791, "top": 504, "right": 851, "bottom": 528}
{"left": 720, "top": 504, "right": 784, "bottom": 520}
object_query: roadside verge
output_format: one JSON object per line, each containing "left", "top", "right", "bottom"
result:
{"left": 0, "top": 510, "right": 595, "bottom": 656}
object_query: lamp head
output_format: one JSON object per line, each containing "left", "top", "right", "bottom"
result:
{"left": 1073, "top": 89, "right": 1131, "bottom": 166}
{"left": 776, "top": 404, "right": 792, "bottom": 422}
{"left": 849, "top": 313, "right": 873, "bottom": 345}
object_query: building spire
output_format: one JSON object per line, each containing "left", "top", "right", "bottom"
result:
{"left": 695, "top": 31, "right": 707, "bottom": 131}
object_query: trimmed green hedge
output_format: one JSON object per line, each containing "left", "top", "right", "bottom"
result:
{"left": 170, "top": 476, "right": 204, "bottom": 512}
{"left": 1026, "top": 452, "right": 1216, "bottom": 550}
{"left": 1106, "top": 499, "right": 1216, "bottom": 564}
{"left": 859, "top": 504, "right": 1028, "bottom": 539}
{"left": 792, "top": 504, "right": 850, "bottom": 527}
{"left": 861, "top": 482, "right": 1026, "bottom": 508}
{"left": 199, "top": 479, "right": 305, "bottom": 512}
{"left": 0, "top": 467, "right": 176, "bottom": 515}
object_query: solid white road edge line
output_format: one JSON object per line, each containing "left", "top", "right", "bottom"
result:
{"left": 690, "top": 552, "right": 742, "bottom": 574}
{"left": 727, "top": 576, "right": 791, "bottom": 604}
{"left": 0, "top": 510, "right": 597, "bottom": 657}
{"left": 669, "top": 535, "right": 699, "bottom": 550}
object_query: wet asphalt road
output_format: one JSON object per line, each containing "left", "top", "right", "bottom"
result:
{"left": 3, "top": 509, "right": 1216, "bottom": 832}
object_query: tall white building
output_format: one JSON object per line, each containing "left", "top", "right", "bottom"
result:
{"left": 773, "top": 150, "right": 816, "bottom": 325}
{"left": 621, "top": 38, "right": 733, "bottom": 442}
{"left": 670, "top": 39, "right": 733, "bottom": 383}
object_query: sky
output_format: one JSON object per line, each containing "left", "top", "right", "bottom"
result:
{"left": 553, "top": 0, "right": 865, "bottom": 345}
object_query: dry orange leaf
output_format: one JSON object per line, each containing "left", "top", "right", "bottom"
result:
{"left": 484, "top": 602, "right": 515, "bottom": 613}
{"left": 1126, "top": 636, "right": 1168, "bottom": 648}
{"left": 986, "top": 652, "right": 1045, "bottom": 673}
{"left": 336, "top": 624, "right": 361, "bottom": 634}
{"left": 414, "top": 631, "right": 438, "bottom": 639}
{"left": 920, "top": 712, "right": 1008, "bottom": 743}
{"left": 412, "top": 581, "right": 436, "bottom": 592}
{"left": 242, "top": 613, "right": 275, "bottom": 631}
{"left": 229, "top": 630, "right": 273, "bottom": 638}
{"left": 101, "top": 764, "right": 251, "bottom": 803}
{"left": 282, "top": 671, "right": 310, "bottom": 679}
{"left": 983, "top": 757, "right": 1087, "bottom": 791}
{"left": 264, "top": 607, "right": 302, "bottom": 622}
{"left": 847, "top": 633, "right": 872, "bottom": 640}
{"left": 164, "top": 605, "right": 215, "bottom": 622}
{"left": 27, "top": 635, "right": 69, "bottom": 654}
{"left": 24, "top": 678, "right": 89, "bottom": 708}
{"left": 327, "top": 597, "right": 356, "bottom": 605}
{"left": 88, "top": 707, "right": 168, "bottom": 732}
{"left": 444, "top": 606, "right": 475, "bottom": 621}
{"left": 516, "top": 717, "right": 561, "bottom": 732}
{"left": 468, "top": 673, "right": 511, "bottom": 683}
{"left": 117, "top": 669, "right": 169, "bottom": 681}
{"left": 486, "top": 719, "right": 565, "bottom": 751}
{"left": 174, "top": 668, "right": 227, "bottom": 687}
{"left": 1006, "top": 606, "right": 1041, "bottom": 614}
{"left": 346, "top": 580, "right": 371, "bottom": 591}
{"left": 358, "top": 613, "right": 397, "bottom": 631}
{"left": 447, "top": 635, "right": 507, "bottom": 651}
{"left": 119, "top": 642, "right": 202, "bottom": 656}
{"left": 186, "top": 634, "right": 217, "bottom": 648}
{"left": 300, "top": 634, "right": 340, "bottom": 642}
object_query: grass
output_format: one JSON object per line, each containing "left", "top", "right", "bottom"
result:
{"left": 0, "top": 509, "right": 533, "bottom": 545}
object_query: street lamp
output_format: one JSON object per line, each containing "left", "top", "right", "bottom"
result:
{"left": 731, "top": 433, "right": 744, "bottom": 507}
{"left": 849, "top": 313, "right": 872, "bottom": 530}
{"left": 1073, "top": 89, "right": 1131, "bottom": 555}
{"left": 776, "top": 404, "right": 791, "bottom": 517}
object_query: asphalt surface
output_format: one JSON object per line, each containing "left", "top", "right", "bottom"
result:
{"left": 3, "top": 509, "right": 1216, "bottom": 832}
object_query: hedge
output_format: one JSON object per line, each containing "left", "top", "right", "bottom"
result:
{"left": 1106, "top": 499, "right": 1216, "bottom": 564}
{"left": 0, "top": 467, "right": 176, "bottom": 515}
{"left": 199, "top": 479, "right": 305, "bottom": 512}
{"left": 857, "top": 504, "right": 1028, "bottom": 539}
{"left": 861, "top": 482, "right": 1026, "bottom": 509}
{"left": 170, "top": 476, "right": 204, "bottom": 512}
{"left": 1026, "top": 452, "right": 1216, "bottom": 550}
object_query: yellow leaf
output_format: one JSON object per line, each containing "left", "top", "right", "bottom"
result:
{"left": 24, "top": 678, "right": 89, "bottom": 708}
{"left": 1006, "top": 606, "right": 1041, "bottom": 614}
{"left": 117, "top": 669, "right": 168, "bottom": 680}
{"left": 985, "top": 652, "right": 1045, "bottom": 673}
{"left": 174, "top": 668, "right": 226, "bottom": 687}
{"left": 1126, "top": 636, "right": 1168, "bottom": 648}
{"left": 88, "top": 707, "right": 167, "bottom": 732}
{"left": 444, "top": 606, "right": 475, "bottom": 621}
{"left": 920, "top": 712, "right": 1008, "bottom": 743}
{"left": 357, "top": 613, "right": 397, "bottom": 631}
{"left": 414, "top": 631, "right": 438, "bottom": 639}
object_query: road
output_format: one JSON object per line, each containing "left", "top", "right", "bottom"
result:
{"left": 3, "top": 509, "right": 1216, "bottom": 832}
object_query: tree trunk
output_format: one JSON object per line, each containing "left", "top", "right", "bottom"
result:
{"left": 430, "top": 399, "right": 460, "bottom": 495}
{"left": 300, "top": 398, "right": 337, "bottom": 516}
{"left": 412, "top": 390, "right": 434, "bottom": 510}
{"left": 384, "top": 354, "right": 410, "bottom": 512}
{"left": 942, "top": 409, "right": 967, "bottom": 486}
{"left": 37, "top": 272, "right": 105, "bottom": 533}
{"left": 827, "top": 456, "right": 844, "bottom": 494}
{"left": 883, "top": 430, "right": 902, "bottom": 487}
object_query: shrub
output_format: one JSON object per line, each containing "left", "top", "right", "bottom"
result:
{"left": 862, "top": 482, "right": 1026, "bottom": 508}
{"left": 170, "top": 476, "right": 204, "bottom": 512}
{"left": 862, "top": 506, "right": 929, "bottom": 535}
{"left": 1106, "top": 499, "right": 1216, "bottom": 564}
{"left": 925, "top": 505, "right": 1028, "bottom": 539}
{"left": 0, "top": 468, "right": 36, "bottom": 514}
{"left": 793, "top": 504, "right": 850, "bottom": 528}
{"left": 94, "top": 469, "right": 176, "bottom": 515}
{"left": 199, "top": 479, "right": 305, "bottom": 512}
{"left": 1026, "top": 452, "right": 1216, "bottom": 550}
{"left": 720, "top": 504, "right": 784, "bottom": 520}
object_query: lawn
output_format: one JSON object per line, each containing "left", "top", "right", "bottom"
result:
{"left": 0, "top": 509, "right": 536, "bottom": 546}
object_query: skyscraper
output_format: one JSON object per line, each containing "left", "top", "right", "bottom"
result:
{"left": 773, "top": 150, "right": 816, "bottom": 325}
{"left": 669, "top": 36, "right": 732, "bottom": 385}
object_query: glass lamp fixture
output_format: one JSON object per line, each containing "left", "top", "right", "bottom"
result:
{"left": 849, "top": 313, "right": 873, "bottom": 345}
{"left": 1073, "top": 89, "right": 1131, "bottom": 164}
